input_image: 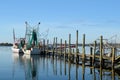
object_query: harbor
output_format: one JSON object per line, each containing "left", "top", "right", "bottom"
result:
{"left": 39, "top": 30, "right": 120, "bottom": 71}
{"left": 0, "top": 46, "right": 120, "bottom": 80}
{"left": 8, "top": 21, "right": 120, "bottom": 80}
{"left": 11, "top": 24, "right": 120, "bottom": 80}
{"left": 10, "top": 21, "right": 120, "bottom": 79}
{"left": 1, "top": 1, "right": 120, "bottom": 80}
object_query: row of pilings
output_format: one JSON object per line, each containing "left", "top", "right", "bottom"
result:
{"left": 40, "top": 30, "right": 117, "bottom": 69}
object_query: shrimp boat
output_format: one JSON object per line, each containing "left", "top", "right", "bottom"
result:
{"left": 12, "top": 22, "right": 42, "bottom": 55}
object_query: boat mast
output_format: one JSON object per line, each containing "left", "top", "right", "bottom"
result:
{"left": 13, "top": 28, "right": 15, "bottom": 43}
{"left": 25, "top": 21, "right": 27, "bottom": 40}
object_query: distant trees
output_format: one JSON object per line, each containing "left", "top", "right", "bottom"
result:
{"left": 0, "top": 43, "right": 13, "bottom": 46}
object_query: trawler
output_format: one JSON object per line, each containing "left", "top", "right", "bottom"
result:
{"left": 12, "top": 22, "right": 42, "bottom": 55}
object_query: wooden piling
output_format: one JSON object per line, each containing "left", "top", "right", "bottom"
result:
{"left": 60, "top": 39, "right": 62, "bottom": 56}
{"left": 43, "top": 39, "right": 45, "bottom": 53}
{"left": 47, "top": 39, "right": 49, "bottom": 54}
{"left": 93, "top": 41, "right": 96, "bottom": 63}
{"left": 68, "top": 34, "right": 71, "bottom": 60}
{"left": 76, "top": 30, "right": 79, "bottom": 63}
{"left": 55, "top": 37, "right": 57, "bottom": 55}
{"left": 90, "top": 47, "right": 93, "bottom": 66}
{"left": 112, "top": 47, "right": 115, "bottom": 66}
{"left": 53, "top": 37, "right": 55, "bottom": 56}
{"left": 64, "top": 40, "right": 67, "bottom": 59}
{"left": 72, "top": 48, "right": 74, "bottom": 62}
{"left": 102, "top": 49, "right": 105, "bottom": 66}
{"left": 82, "top": 34, "right": 85, "bottom": 62}
{"left": 100, "top": 36, "right": 103, "bottom": 66}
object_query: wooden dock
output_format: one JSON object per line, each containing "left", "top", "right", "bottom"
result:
{"left": 39, "top": 30, "right": 120, "bottom": 70}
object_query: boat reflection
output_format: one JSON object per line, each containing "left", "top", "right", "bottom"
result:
{"left": 12, "top": 54, "right": 120, "bottom": 80}
{"left": 12, "top": 54, "right": 39, "bottom": 80}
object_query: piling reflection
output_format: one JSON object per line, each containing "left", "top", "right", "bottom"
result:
{"left": 64, "top": 57, "right": 66, "bottom": 75}
{"left": 55, "top": 57, "right": 57, "bottom": 75}
{"left": 75, "top": 64, "right": 78, "bottom": 80}
{"left": 60, "top": 58, "right": 62, "bottom": 75}
{"left": 68, "top": 59, "right": 71, "bottom": 80}
{"left": 112, "top": 66, "right": 115, "bottom": 80}
{"left": 12, "top": 54, "right": 119, "bottom": 80}
{"left": 100, "top": 64, "right": 102, "bottom": 80}
{"left": 93, "top": 67, "right": 96, "bottom": 80}
{"left": 82, "top": 63, "right": 85, "bottom": 80}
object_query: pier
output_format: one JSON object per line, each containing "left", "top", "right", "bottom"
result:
{"left": 37, "top": 30, "right": 120, "bottom": 71}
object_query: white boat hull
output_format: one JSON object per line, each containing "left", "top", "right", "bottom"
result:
{"left": 12, "top": 47, "right": 41, "bottom": 55}
{"left": 11, "top": 47, "right": 19, "bottom": 53}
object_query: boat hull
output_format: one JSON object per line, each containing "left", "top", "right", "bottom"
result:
{"left": 12, "top": 47, "right": 41, "bottom": 55}
{"left": 11, "top": 47, "right": 19, "bottom": 53}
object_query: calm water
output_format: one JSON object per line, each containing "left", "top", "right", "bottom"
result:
{"left": 0, "top": 46, "right": 120, "bottom": 80}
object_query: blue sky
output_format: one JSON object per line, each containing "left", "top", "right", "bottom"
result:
{"left": 0, "top": 0, "right": 120, "bottom": 43}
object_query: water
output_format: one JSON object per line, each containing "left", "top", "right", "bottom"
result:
{"left": 0, "top": 46, "right": 120, "bottom": 80}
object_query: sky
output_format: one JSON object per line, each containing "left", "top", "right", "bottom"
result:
{"left": 0, "top": 0, "right": 120, "bottom": 43}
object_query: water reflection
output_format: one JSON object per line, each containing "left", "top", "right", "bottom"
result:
{"left": 12, "top": 54, "right": 39, "bottom": 80}
{"left": 68, "top": 59, "right": 71, "bottom": 80}
{"left": 12, "top": 54, "right": 119, "bottom": 80}
{"left": 75, "top": 64, "right": 78, "bottom": 80}
{"left": 82, "top": 63, "right": 85, "bottom": 80}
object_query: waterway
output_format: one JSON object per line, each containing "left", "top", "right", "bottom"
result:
{"left": 0, "top": 46, "right": 120, "bottom": 80}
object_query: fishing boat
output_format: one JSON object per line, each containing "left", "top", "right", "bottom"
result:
{"left": 12, "top": 22, "right": 42, "bottom": 55}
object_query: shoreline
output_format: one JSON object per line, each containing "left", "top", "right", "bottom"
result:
{"left": 0, "top": 43, "right": 13, "bottom": 46}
